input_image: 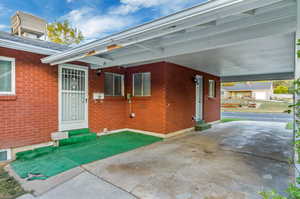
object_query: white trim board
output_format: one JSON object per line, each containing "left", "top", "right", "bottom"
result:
{"left": 98, "top": 127, "right": 195, "bottom": 138}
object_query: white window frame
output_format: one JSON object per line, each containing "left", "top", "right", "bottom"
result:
{"left": 0, "top": 149, "right": 12, "bottom": 162}
{"left": 0, "top": 56, "right": 15, "bottom": 95}
{"left": 133, "top": 72, "right": 151, "bottom": 97}
{"left": 104, "top": 72, "right": 124, "bottom": 96}
{"left": 208, "top": 79, "right": 216, "bottom": 98}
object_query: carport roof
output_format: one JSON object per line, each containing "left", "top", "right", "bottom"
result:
{"left": 41, "top": 0, "right": 297, "bottom": 81}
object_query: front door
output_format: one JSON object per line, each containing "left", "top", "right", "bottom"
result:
{"left": 59, "top": 64, "right": 88, "bottom": 131}
{"left": 195, "top": 75, "right": 203, "bottom": 121}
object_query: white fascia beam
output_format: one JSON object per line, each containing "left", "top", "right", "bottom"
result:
{"left": 41, "top": 0, "right": 287, "bottom": 64}
{"left": 50, "top": 54, "right": 112, "bottom": 66}
{"left": 96, "top": 17, "right": 295, "bottom": 69}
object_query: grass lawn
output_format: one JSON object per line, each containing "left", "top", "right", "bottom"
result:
{"left": 286, "top": 122, "right": 293, "bottom": 130}
{"left": 222, "top": 101, "right": 290, "bottom": 113}
{"left": 221, "top": 118, "right": 245, "bottom": 123}
{"left": 12, "top": 131, "right": 162, "bottom": 181}
{"left": 0, "top": 165, "right": 27, "bottom": 199}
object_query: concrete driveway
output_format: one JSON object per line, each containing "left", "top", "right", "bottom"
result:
{"left": 17, "top": 121, "right": 293, "bottom": 199}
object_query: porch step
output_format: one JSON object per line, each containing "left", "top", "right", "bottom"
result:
{"left": 59, "top": 133, "right": 97, "bottom": 146}
{"left": 196, "top": 120, "right": 205, "bottom": 125}
{"left": 195, "top": 123, "right": 212, "bottom": 131}
{"left": 68, "top": 128, "right": 90, "bottom": 137}
{"left": 16, "top": 146, "right": 56, "bottom": 160}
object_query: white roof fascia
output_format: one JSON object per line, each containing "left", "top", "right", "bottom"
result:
{"left": 0, "top": 38, "right": 61, "bottom": 55}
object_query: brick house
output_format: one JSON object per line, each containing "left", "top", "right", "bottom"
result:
{"left": 2, "top": 0, "right": 294, "bottom": 161}
{"left": 0, "top": 30, "right": 220, "bottom": 159}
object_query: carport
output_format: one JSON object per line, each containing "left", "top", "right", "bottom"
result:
{"left": 41, "top": 0, "right": 298, "bottom": 83}
{"left": 14, "top": 1, "right": 300, "bottom": 197}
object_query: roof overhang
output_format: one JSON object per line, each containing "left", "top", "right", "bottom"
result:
{"left": 41, "top": 0, "right": 298, "bottom": 80}
{"left": 0, "top": 38, "right": 61, "bottom": 55}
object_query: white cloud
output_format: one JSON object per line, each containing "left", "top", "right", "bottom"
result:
{"left": 0, "top": 24, "right": 8, "bottom": 30}
{"left": 110, "top": 0, "right": 200, "bottom": 15}
{"left": 60, "top": 0, "right": 203, "bottom": 41}
{"left": 61, "top": 7, "right": 136, "bottom": 40}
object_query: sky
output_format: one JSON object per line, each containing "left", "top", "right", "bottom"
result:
{"left": 0, "top": 0, "right": 207, "bottom": 42}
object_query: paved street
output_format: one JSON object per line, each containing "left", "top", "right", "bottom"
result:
{"left": 222, "top": 112, "right": 293, "bottom": 123}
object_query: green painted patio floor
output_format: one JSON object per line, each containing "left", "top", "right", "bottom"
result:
{"left": 11, "top": 131, "right": 163, "bottom": 181}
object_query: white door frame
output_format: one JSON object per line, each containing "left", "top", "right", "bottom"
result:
{"left": 58, "top": 64, "right": 89, "bottom": 131}
{"left": 195, "top": 75, "right": 203, "bottom": 121}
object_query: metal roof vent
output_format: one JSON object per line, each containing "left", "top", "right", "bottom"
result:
{"left": 11, "top": 11, "right": 47, "bottom": 39}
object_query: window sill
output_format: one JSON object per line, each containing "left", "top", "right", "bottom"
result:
{"left": 0, "top": 95, "right": 17, "bottom": 101}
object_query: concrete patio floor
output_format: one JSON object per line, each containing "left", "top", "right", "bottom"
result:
{"left": 16, "top": 121, "right": 293, "bottom": 199}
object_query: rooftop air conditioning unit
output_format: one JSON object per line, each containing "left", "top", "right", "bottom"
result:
{"left": 11, "top": 11, "right": 47, "bottom": 39}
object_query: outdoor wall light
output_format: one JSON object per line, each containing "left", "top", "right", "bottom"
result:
{"left": 96, "top": 69, "right": 102, "bottom": 76}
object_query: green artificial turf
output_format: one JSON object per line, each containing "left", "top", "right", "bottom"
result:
{"left": 11, "top": 131, "right": 162, "bottom": 181}
{"left": 286, "top": 122, "right": 293, "bottom": 130}
{"left": 220, "top": 118, "right": 245, "bottom": 123}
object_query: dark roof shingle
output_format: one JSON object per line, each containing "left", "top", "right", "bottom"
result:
{"left": 0, "top": 31, "right": 70, "bottom": 51}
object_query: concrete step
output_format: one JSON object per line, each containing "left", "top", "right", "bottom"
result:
{"left": 196, "top": 120, "right": 205, "bottom": 125}
{"left": 195, "top": 123, "right": 212, "bottom": 131}
{"left": 68, "top": 128, "right": 91, "bottom": 137}
{"left": 59, "top": 133, "right": 97, "bottom": 146}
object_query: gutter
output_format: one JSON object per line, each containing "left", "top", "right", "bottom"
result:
{"left": 0, "top": 38, "right": 61, "bottom": 56}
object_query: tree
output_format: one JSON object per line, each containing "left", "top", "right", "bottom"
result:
{"left": 274, "top": 85, "right": 289, "bottom": 94}
{"left": 47, "top": 20, "right": 84, "bottom": 45}
{"left": 298, "top": 39, "right": 300, "bottom": 58}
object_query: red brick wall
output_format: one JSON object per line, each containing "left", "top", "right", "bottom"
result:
{"left": 0, "top": 47, "right": 220, "bottom": 149}
{"left": 125, "top": 63, "right": 167, "bottom": 133}
{"left": 0, "top": 47, "right": 58, "bottom": 149}
{"left": 88, "top": 63, "right": 167, "bottom": 134}
{"left": 165, "top": 62, "right": 220, "bottom": 133}
{"left": 88, "top": 67, "right": 127, "bottom": 133}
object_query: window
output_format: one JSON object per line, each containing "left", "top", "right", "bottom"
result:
{"left": 104, "top": 72, "right": 124, "bottom": 96}
{"left": 208, "top": 80, "right": 216, "bottom": 98}
{"left": 133, "top": 72, "right": 151, "bottom": 96}
{"left": 0, "top": 149, "right": 11, "bottom": 162}
{"left": 0, "top": 57, "right": 15, "bottom": 95}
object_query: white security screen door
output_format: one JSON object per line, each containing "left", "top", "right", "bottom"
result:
{"left": 195, "top": 75, "right": 203, "bottom": 121}
{"left": 59, "top": 64, "right": 88, "bottom": 131}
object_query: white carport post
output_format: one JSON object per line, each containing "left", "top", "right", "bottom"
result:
{"left": 294, "top": 0, "right": 300, "bottom": 184}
